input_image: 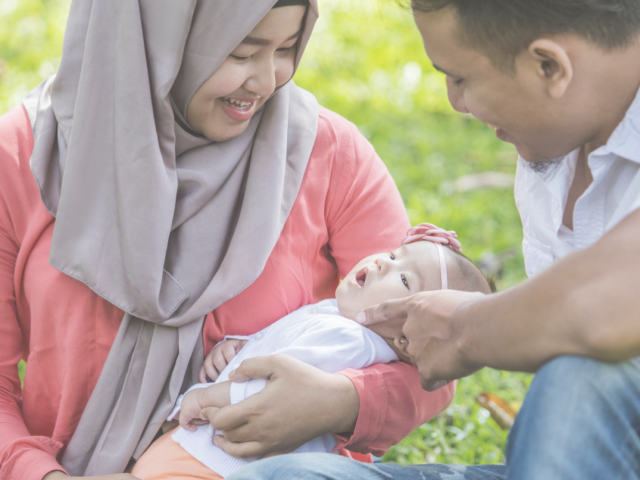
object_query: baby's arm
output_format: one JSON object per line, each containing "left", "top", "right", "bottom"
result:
{"left": 179, "top": 381, "right": 232, "bottom": 431}
{"left": 200, "top": 338, "right": 248, "bottom": 383}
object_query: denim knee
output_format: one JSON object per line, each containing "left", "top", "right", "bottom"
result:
{"left": 507, "top": 355, "right": 640, "bottom": 480}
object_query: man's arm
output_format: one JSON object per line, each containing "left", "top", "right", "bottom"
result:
{"left": 467, "top": 207, "right": 640, "bottom": 371}
{"left": 361, "top": 208, "right": 640, "bottom": 389}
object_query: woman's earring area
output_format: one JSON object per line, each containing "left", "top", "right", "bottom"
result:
{"left": 399, "top": 336, "right": 408, "bottom": 346}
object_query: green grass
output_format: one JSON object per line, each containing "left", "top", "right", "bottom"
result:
{"left": 3, "top": 0, "right": 532, "bottom": 466}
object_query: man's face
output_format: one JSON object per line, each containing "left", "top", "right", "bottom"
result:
{"left": 413, "top": 7, "right": 596, "bottom": 163}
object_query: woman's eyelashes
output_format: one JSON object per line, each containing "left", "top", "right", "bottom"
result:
{"left": 229, "top": 45, "right": 296, "bottom": 62}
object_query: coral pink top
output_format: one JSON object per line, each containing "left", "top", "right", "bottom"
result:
{"left": 0, "top": 105, "right": 455, "bottom": 480}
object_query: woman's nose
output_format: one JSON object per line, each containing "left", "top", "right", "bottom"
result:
{"left": 246, "top": 59, "right": 277, "bottom": 98}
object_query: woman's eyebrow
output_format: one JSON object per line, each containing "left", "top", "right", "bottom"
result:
{"left": 241, "top": 27, "right": 304, "bottom": 46}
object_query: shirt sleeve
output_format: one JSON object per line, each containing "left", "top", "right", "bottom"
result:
{"left": 322, "top": 112, "right": 456, "bottom": 456}
{"left": 0, "top": 206, "right": 67, "bottom": 479}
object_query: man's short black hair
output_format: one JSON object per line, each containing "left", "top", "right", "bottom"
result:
{"left": 411, "top": 0, "right": 640, "bottom": 71}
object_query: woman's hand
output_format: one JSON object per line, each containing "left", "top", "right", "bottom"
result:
{"left": 43, "top": 471, "right": 140, "bottom": 480}
{"left": 201, "top": 354, "right": 359, "bottom": 458}
{"left": 200, "top": 339, "right": 248, "bottom": 383}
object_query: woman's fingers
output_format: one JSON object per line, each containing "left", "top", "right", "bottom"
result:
{"left": 207, "top": 399, "right": 253, "bottom": 431}
{"left": 228, "top": 355, "right": 281, "bottom": 383}
{"left": 213, "top": 436, "right": 265, "bottom": 459}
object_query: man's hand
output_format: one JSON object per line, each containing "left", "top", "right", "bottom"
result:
{"left": 200, "top": 355, "right": 359, "bottom": 459}
{"left": 359, "top": 290, "right": 486, "bottom": 391}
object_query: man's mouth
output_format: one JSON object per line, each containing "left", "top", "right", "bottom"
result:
{"left": 355, "top": 266, "right": 368, "bottom": 287}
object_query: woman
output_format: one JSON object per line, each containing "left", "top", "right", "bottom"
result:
{"left": 0, "top": 1, "right": 454, "bottom": 479}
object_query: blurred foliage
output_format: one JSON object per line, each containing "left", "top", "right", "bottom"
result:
{"left": 2, "top": 0, "right": 532, "bottom": 468}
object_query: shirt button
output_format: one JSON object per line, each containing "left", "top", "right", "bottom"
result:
{"left": 254, "top": 332, "right": 264, "bottom": 340}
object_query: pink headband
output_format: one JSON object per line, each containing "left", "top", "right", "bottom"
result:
{"left": 402, "top": 223, "right": 462, "bottom": 290}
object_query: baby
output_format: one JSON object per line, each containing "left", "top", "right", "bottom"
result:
{"left": 131, "top": 224, "right": 492, "bottom": 480}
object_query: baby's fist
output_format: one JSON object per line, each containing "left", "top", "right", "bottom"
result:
{"left": 199, "top": 338, "right": 247, "bottom": 383}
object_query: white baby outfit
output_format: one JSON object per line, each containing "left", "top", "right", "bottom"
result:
{"left": 167, "top": 299, "right": 398, "bottom": 477}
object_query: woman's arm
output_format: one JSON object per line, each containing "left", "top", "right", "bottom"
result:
{"left": 0, "top": 108, "right": 69, "bottom": 480}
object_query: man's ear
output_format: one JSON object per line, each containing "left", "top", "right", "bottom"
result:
{"left": 526, "top": 38, "right": 573, "bottom": 99}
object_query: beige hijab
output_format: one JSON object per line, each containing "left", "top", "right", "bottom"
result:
{"left": 23, "top": 0, "right": 318, "bottom": 475}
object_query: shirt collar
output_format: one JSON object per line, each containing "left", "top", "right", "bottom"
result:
{"left": 591, "top": 85, "right": 640, "bottom": 165}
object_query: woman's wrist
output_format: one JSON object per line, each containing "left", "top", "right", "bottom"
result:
{"left": 330, "top": 374, "right": 360, "bottom": 435}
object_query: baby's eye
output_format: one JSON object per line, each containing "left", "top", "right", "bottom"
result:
{"left": 389, "top": 252, "right": 396, "bottom": 260}
{"left": 401, "top": 275, "right": 409, "bottom": 290}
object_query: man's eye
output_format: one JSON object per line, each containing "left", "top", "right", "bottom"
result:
{"left": 230, "top": 54, "right": 250, "bottom": 61}
{"left": 454, "top": 78, "right": 464, "bottom": 86}
{"left": 389, "top": 252, "right": 396, "bottom": 260}
{"left": 401, "top": 275, "right": 409, "bottom": 289}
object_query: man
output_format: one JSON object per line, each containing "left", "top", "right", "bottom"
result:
{"left": 227, "top": 1, "right": 640, "bottom": 479}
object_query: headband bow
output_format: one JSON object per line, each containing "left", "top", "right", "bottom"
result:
{"left": 402, "top": 223, "right": 462, "bottom": 253}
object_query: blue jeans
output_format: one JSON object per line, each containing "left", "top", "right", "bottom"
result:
{"left": 227, "top": 356, "right": 640, "bottom": 480}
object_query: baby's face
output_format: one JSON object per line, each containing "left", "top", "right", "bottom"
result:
{"left": 336, "top": 241, "right": 442, "bottom": 320}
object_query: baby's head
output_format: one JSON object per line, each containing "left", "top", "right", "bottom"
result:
{"left": 335, "top": 224, "right": 493, "bottom": 361}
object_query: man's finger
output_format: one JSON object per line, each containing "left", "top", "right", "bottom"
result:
{"left": 367, "top": 317, "right": 408, "bottom": 340}
{"left": 228, "top": 355, "right": 281, "bottom": 383}
{"left": 355, "top": 297, "right": 410, "bottom": 326}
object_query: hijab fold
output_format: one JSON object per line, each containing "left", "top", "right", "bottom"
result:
{"left": 23, "top": 0, "right": 319, "bottom": 474}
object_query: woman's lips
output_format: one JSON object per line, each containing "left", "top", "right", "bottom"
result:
{"left": 219, "top": 97, "right": 258, "bottom": 123}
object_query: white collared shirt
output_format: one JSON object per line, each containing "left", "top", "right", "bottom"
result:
{"left": 515, "top": 87, "right": 640, "bottom": 277}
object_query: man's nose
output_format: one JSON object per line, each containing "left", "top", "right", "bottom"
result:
{"left": 446, "top": 77, "right": 470, "bottom": 114}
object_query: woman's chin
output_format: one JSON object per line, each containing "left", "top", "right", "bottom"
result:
{"left": 201, "top": 120, "right": 251, "bottom": 142}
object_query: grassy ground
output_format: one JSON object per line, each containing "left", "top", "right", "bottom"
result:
{"left": 1, "top": 0, "right": 532, "bottom": 466}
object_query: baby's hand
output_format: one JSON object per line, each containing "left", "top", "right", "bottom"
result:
{"left": 178, "top": 388, "right": 208, "bottom": 432}
{"left": 178, "top": 382, "right": 232, "bottom": 431}
{"left": 199, "top": 338, "right": 248, "bottom": 383}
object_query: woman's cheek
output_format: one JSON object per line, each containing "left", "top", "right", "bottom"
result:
{"left": 274, "top": 57, "right": 296, "bottom": 87}
{"left": 210, "top": 62, "right": 250, "bottom": 98}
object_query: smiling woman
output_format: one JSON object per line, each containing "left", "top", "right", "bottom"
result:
{"left": 186, "top": 5, "right": 306, "bottom": 140}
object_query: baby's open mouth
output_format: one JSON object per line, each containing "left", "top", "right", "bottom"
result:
{"left": 355, "top": 267, "right": 367, "bottom": 287}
